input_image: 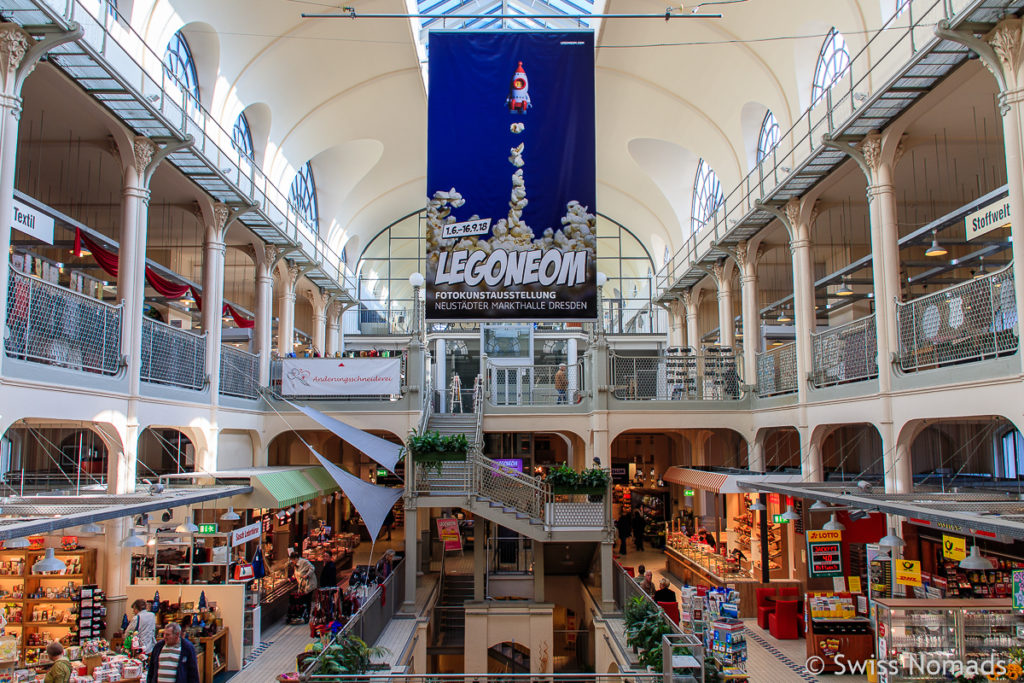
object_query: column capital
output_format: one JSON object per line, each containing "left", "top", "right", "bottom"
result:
{"left": 277, "top": 260, "right": 304, "bottom": 295}
{"left": 859, "top": 133, "right": 906, "bottom": 179}
{"left": 988, "top": 18, "right": 1024, "bottom": 83}
{"left": 132, "top": 136, "right": 157, "bottom": 175}
{"left": 0, "top": 25, "right": 29, "bottom": 83}
{"left": 304, "top": 287, "right": 332, "bottom": 316}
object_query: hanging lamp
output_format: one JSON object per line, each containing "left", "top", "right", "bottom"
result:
{"left": 32, "top": 548, "right": 67, "bottom": 573}
{"left": 836, "top": 279, "right": 853, "bottom": 296}
{"left": 748, "top": 498, "right": 766, "bottom": 512}
{"left": 175, "top": 516, "right": 199, "bottom": 534}
{"left": 220, "top": 507, "right": 240, "bottom": 522}
{"left": 878, "top": 528, "right": 905, "bottom": 548}
{"left": 4, "top": 537, "right": 30, "bottom": 549}
{"left": 959, "top": 545, "right": 991, "bottom": 570}
{"left": 780, "top": 506, "right": 800, "bottom": 522}
{"left": 925, "top": 231, "right": 947, "bottom": 257}
{"left": 823, "top": 514, "right": 845, "bottom": 531}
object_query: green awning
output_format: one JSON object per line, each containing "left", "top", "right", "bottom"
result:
{"left": 252, "top": 469, "right": 320, "bottom": 508}
{"left": 302, "top": 467, "right": 341, "bottom": 497}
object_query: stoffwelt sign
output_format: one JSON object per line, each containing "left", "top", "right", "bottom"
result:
{"left": 965, "top": 196, "right": 1011, "bottom": 241}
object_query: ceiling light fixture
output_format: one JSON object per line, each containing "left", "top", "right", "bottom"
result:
{"left": 836, "top": 280, "right": 853, "bottom": 296}
{"left": 777, "top": 309, "right": 792, "bottom": 323}
{"left": 810, "top": 500, "right": 830, "bottom": 510}
{"left": 220, "top": 507, "right": 240, "bottom": 522}
{"left": 122, "top": 530, "right": 146, "bottom": 548}
{"left": 32, "top": 548, "right": 67, "bottom": 573}
{"left": 925, "top": 230, "right": 947, "bottom": 257}
{"left": 781, "top": 506, "right": 800, "bottom": 522}
{"left": 878, "top": 528, "right": 905, "bottom": 549}
{"left": 823, "top": 513, "right": 845, "bottom": 531}
{"left": 959, "top": 545, "right": 991, "bottom": 570}
{"left": 175, "top": 516, "right": 199, "bottom": 534}
{"left": 80, "top": 522, "right": 103, "bottom": 535}
{"left": 748, "top": 498, "right": 766, "bottom": 512}
{"left": 4, "top": 537, "right": 30, "bottom": 549}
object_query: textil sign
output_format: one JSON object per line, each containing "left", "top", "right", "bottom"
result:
{"left": 426, "top": 31, "right": 596, "bottom": 320}
{"left": 280, "top": 358, "right": 401, "bottom": 396}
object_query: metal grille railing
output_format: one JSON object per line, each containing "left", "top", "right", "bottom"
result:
{"left": 896, "top": 265, "right": 1018, "bottom": 372}
{"left": 609, "top": 350, "right": 741, "bottom": 400}
{"left": 486, "top": 361, "right": 586, "bottom": 406}
{"left": 811, "top": 314, "right": 878, "bottom": 388}
{"left": 218, "top": 344, "right": 259, "bottom": 399}
{"left": 756, "top": 342, "right": 798, "bottom": 397}
{"left": 475, "top": 455, "right": 548, "bottom": 521}
{"left": 269, "top": 351, "right": 407, "bottom": 400}
{"left": 5, "top": 269, "right": 122, "bottom": 375}
{"left": 140, "top": 318, "right": 206, "bottom": 390}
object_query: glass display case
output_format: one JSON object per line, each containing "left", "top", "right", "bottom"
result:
{"left": 666, "top": 532, "right": 750, "bottom": 581}
{"left": 873, "top": 598, "right": 1024, "bottom": 682}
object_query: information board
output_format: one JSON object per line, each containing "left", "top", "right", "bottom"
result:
{"left": 807, "top": 529, "right": 843, "bottom": 578}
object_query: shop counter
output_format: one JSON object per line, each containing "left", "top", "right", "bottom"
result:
{"left": 804, "top": 617, "right": 873, "bottom": 673}
{"left": 260, "top": 577, "right": 295, "bottom": 629}
{"left": 664, "top": 547, "right": 800, "bottom": 618}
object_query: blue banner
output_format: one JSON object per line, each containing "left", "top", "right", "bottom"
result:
{"left": 426, "top": 31, "right": 596, "bottom": 320}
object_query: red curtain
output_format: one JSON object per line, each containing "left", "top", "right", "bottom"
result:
{"left": 225, "top": 303, "right": 255, "bottom": 329}
{"left": 76, "top": 229, "right": 119, "bottom": 279}
{"left": 144, "top": 266, "right": 190, "bottom": 298}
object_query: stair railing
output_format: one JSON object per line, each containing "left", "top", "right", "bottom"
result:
{"left": 473, "top": 454, "right": 552, "bottom": 521}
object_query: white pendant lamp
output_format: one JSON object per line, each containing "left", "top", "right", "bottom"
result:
{"left": 32, "top": 548, "right": 66, "bottom": 573}
{"left": 810, "top": 500, "right": 830, "bottom": 510}
{"left": 925, "top": 231, "right": 947, "bottom": 257}
{"left": 823, "top": 514, "right": 845, "bottom": 531}
{"left": 122, "top": 529, "right": 146, "bottom": 548}
{"left": 220, "top": 507, "right": 240, "bottom": 522}
{"left": 175, "top": 516, "right": 199, "bottom": 534}
{"left": 959, "top": 545, "right": 991, "bottom": 570}
{"left": 780, "top": 506, "right": 800, "bottom": 522}
{"left": 5, "top": 537, "right": 30, "bottom": 549}
{"left": 748, "top": 498, "right": 766, "bottom": 512}
{"left": 878, "top": 528, "right": 905, "bottom": 549}
{"left": 80, "top": 522, "right": 103, "bottom": 535}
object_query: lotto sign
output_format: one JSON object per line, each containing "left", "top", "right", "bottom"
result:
{"left": 436, "top": 518, "right": 463, "bottom": 551}
{"left": 808, "top": 529, "right": 843, "bottom": 578}
{"left": 942, "top": 534, "right": 966, "bottom": 561}
{"left": 895, "top": 559, "right": 922, "bottom": 587}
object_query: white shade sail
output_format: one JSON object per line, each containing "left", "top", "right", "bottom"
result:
{"left": 287, "top": 399, "right": 404, "bottom": 474}
{"left": 308, "top": 448, "right": 403, "bottom": 542}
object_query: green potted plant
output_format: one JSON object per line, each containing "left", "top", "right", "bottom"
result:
{"left": 577, "top": 466, "right": 610, "bottom": 496}
{"left": 406, "top": 429, "right": 470, "bottom": 472}
{"left": 546, "top": 463, "right": 579, "bottom": 494}
{"left": 311, "top": 633, "right": 389, "bottom": 677}
{"left": 624, "top": 595, "right": 671, "bottom": 671}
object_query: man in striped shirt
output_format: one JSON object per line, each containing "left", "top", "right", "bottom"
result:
{"left": 146, "top": 623, "right": 200, "bottom": 683}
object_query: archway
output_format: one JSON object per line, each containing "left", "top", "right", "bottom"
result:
{"left": 0, "top": 421, "right": 109, "bottom": 494}
{"left": 138, "top": 427, "right": 194, "bottom": 478}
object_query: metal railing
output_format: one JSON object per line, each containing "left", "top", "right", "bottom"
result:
{"left": 609, "top": 350, "right": 741, "bottom": 400}
{"left": 269, "top": 351, "right": 407, "bottom": 400}
{"left": 654, "top": 0, "right": 970, "bottom": 301}
{"left": 25, "top": 0, "right": 356, "bottom": 297}
{"left": 218, "top": 344, "right": 259, "bottom": 399}
{"left": 485, "top": 361, "right": 586, "bottom": 406}
{"left": 140, "top": 318, "right": 206, "bottom": 390}
{"left": 612, "top": 562, "right": 680, "bottom": 636}
{"left": 896, "top": 264, "right": 1018, "bottom": 372}
{"left": 485, "top": 536, "right": 534, "bottom": 576}
{"left": 811, "top": 313, "right": 878, "bottom": 388}
{"left": 475, "top": 455, "right": 549, "bottom": 520}
{"left": 756, "top": 342, "right": 798, "bottom": 397}
{"left": 301, "top": 558, "right": 406, "bottom": 677}
{"left": 5, "top": 269, "right": 122, "bottom": 375}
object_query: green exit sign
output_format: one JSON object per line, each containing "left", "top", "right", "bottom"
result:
{"left": 377, "top": 468, "right": 388, "bottom": 477}
{"left": 683, "top": 489, "right": 695, "bottom": 496}
{"left": 772, "top": 514, "right": 789, "bottom": 524}
{"left": 198, "top": 523, "right": 217, "bottom": 534}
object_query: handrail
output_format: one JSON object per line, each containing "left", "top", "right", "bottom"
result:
{"left": 654, "top": 0, "right": 962, "bottom": 300}
{"left": 140, "top": 317, "right": 207, "bottom": 390}
{"left": 472, "top": 372, "right": 484, "bottom": 445}
{"left": 756, "top": 341, "right": 798, "bottom": 397}
{"left": 810, "top": 313, "right": 878, "bottom": 388}
{"left": 31, "top": 0, "right": 356, "bottom": 297}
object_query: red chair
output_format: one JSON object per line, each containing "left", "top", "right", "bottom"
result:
{"left": 769, "top": 599, "right": 801, "bottom": 640}
{"left": 756, "top": 587, "right": 777, "bottom": 630}
{"left": 658, "top": 601, "right": 680, "bottom": 624}
{"left": 621, "top": 565, "right": 636, "bottom": 578}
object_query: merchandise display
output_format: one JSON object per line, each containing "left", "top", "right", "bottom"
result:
{"left": 803, "top": 592, "right": 873, "bottom": 673}
{"left": 677, "top": 587, "right": 746, "bottom": 680}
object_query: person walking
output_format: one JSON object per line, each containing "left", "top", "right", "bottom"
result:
{"left": 146, "top": 623, "right": 200, "bottom": 683}
{"left": 615, "top": 513, "right": 631, "bottom": 555}
{"left": 631, "top": 509, "right": 646, "bottom": 552}
{"left": 554, "top": 364, "right": 568, "bottom": 403}
{"left": 124, "top": 598, "right": 157, "bottom": 655}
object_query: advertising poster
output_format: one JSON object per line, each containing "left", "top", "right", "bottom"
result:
{"left": 426, "top": 31, "right": 596, "bottom": 320}
{"left": 280, "top": 358, "right": 401, "bottom": 396}
{"left": 942, "top": 534, "right": 966, "bottom": 561}
{"left": 807, "top": 529, "right": 843, "bottom": 578}
{"left": 894, "top": 559, "right": 922, "bottom": 587}
{"left": 436, "top": 518, "right": 463, "bottom": 551}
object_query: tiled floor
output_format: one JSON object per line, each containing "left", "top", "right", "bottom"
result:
{"left": 615, "top": 546, "right": 869, "bottom": 682}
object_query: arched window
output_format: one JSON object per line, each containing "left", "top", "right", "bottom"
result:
{"left": 811, "top": 28, "right": 851, "bottom": 105}
{"left": 1001, "top": 430, "right": 1024, "bottom": 478}
{"left": 757, "top": 110, "right": 780, "bottom": 162}
{"left": 163, "top": 31, "right": 200, "bottom": 109}
{"left": 690, "top": 159, "right": 723, "bottom": 234}
{"left": 232, "top": 112, "right": 254, "bottom": 160}
{"left": 664, "top": 246, "right": 671, "bottom": 266}
{"left": 289, "top": 162, "right": 319, "bottom": 229}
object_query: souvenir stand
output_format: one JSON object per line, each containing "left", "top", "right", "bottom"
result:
{"left": 677, "top": 586, "right": 747, "bottom": 681}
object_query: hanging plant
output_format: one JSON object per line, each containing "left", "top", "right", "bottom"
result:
{"left": 546, "top": 464, "right": 609, "bottom": 496}
{"left": 406, "top": 430, "right": 469, "bottom": 474}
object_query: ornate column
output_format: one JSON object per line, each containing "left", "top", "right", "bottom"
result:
{"left": 326, "top": 301, "right": 342, "bottom": 356}
{"left": 736, "top": 241, "right": 762, "bottom": 385}
{"left": 304, "top": 288, "right": 332, "bottom": 356}
{"left": 0, "top": 23, "right": 82, "bottom": 376}
{"left": 276, "top": 261, "right": 301, "bottom": 355}
{"left": 250, "top": 244, "right": 281, "bottom": 384}
{"left": 712, "top": 260, "right": 735, "bottom": 348}
{"left": 682, "top": 288, "right": 700, "bottom": 351}
{"left": 198, "top": 202, "right": 229, "bottom": 400}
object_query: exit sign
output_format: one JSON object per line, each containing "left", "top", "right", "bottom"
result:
{"left": 772, "top": 514, "right": 790, "bottom": 524}
{"left": 376, "top": 468, "right": 388, "bottom": 477}
{"left": 684, "top": 489, "right": 695, "bottom": 496}
{"left": 198, "top": 523, "right": 217, "bottom": 534}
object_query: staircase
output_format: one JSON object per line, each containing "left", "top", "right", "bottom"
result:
{"left": 432, "top": 573, "right": 473, "bottom": 649}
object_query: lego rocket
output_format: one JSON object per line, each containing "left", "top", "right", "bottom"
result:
{"left": 506, "top": 61, "right": 531, "bottom": 113}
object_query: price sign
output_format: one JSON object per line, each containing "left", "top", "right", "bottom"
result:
{"left": 808, "top": 529, "right": 843, "bottom": 578}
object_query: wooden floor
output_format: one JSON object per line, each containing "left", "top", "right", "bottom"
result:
{"left": 227, "top": 620, "right": 311, "bottom": 683}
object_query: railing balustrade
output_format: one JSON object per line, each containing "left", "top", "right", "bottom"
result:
{"left": 756, "top": 342, "right": 798, "bottom": 397}
{"left": 811, "top": 314, "right": 878, "bottom": 388}
{"left": 140, "top": 318, "right": 206, "bottom": 390}
{"left": 5, "top": 269, "right": 122, "bottom": 375}
{"left": 609, "top": 350, "right": 741, "bottom": 400}
{"left": 896, "top": 264, "right": 1018, "bottom": 372}
{"left": 218, "top": 344, "right": 259, "bottom": 399}
{"left": 485, "top": 361, "right": 586, "bottom": 406}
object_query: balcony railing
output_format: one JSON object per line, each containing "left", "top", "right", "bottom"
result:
{"left": 485, "top": 361, "right": 586, "bottom": 406}
{"left": 896, "top": 265, "right": 1018, "bottom": 373}
{"left": 811, "top": 314, "right": 878, "bottom": 388}
{"left": 269, "top": 352, "right": 407, "bottom": 400}
{"left": 5, "top": 269, "right": 122, "bottom": 375}
{"left": 140, "top": 318, "right": 206, "bottom": 390}
{"left": 218, "top": 344, "right": 259, "bottom": 400}
{"left": 609, "top": 350, "right": 742, "bottom": 401}
{"left": 756, "top": 342, "right": 798, "bottom": 397}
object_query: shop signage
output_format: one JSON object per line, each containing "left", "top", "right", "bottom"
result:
{"left": 11, "top": 197, "right": 54, "bottom": 245}
{"left": 942, "top": 534, "right": 966, "bottom": 561}
{"left": 425, "top": 32, "right": 596, "bottom": 321}
{"left": 965, "top": 196, "right": 1011, "bottom": 241}
{"left": 611, "top": 467, "right": 627, "bottom": 483}
{"left": 1013, "top": 570, "right": 1024, "bottom": 610}
{"left": 807, "top": 530, "right": 843, "bottom": 578}
{"left": 436, "top": 518, "right": 463, "bottom": 551}
{"left": 280, "top": 358, "right": 401, "bottom": 396}
{"left": 908, "top": 517, "right": 1009, "bottom": 543}
{"left": 230, "top": 522, "right": 262, "bottom": 547}
{"left": 847, "top": 576, "right": 862, "bottom": 594}
{"left": 894, "top": 559, "right": 922, "bottom": 587}
{"left": 197, "top": 523, "right": 217, "bottom": 535}
{"left": 492, "top": 459, "right": 523, "bottom": 476}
